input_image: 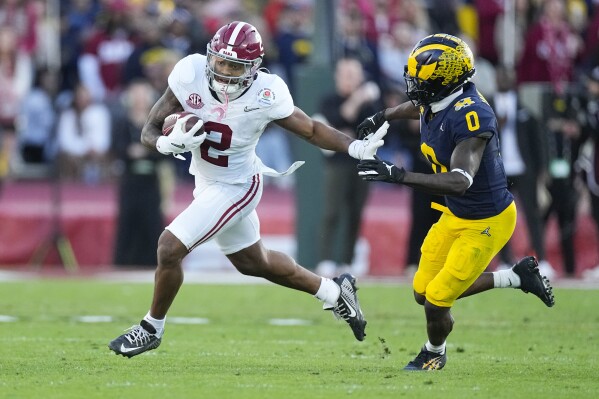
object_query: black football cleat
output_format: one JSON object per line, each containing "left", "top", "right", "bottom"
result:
{"left": 512, "top": 256, "right": 555, "bottom": 307}
{"left": 108, "top": 320, "right": 162, "bottom": 358}
{"left": 403, "top": 346, "right": 447, "bottom": 371}
{"left": 325, "top": 273, "right": 367, "bottom": 341}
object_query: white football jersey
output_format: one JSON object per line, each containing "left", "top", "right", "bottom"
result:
{"left": 168, "top": 54, "right": 295, "bottom": 183}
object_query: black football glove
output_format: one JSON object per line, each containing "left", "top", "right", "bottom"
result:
{"left": 357, "top": 155, "right": 406, "bottom": 183}
{"left": 357, "top": 110, "right": 386, "bottom": 139}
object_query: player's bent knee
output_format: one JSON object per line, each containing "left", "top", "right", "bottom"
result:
{"left": 157, "top": 230, "right": 187, "bottom": 267}
{"left": 413, "top": 291, "right": 426, "bottom": 305}
{"left": 227, "top": 243, "right": 267, "bottom": 276}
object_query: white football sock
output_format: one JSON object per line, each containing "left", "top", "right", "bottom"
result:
{"left": 492, "top": 269, "right": 521, "bottom": 288}
{"left": 425, "top": 340, "right": 446, "bottom": 355}
{"left": 144, "top": 311, "right": 165, "bottom": 337}
{"left": 314, "top": 277, "right": 341, "bottom": 308}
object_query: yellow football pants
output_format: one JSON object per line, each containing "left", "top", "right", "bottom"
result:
{"left": 413, "top": 201, "right": 517, "bottom": 307}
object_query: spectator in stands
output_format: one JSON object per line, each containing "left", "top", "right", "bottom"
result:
{"left": 272, "top": 1, "right": 313, "bottom": 95}
{"left": 0, "top": 25, "right": 33, "bottom": 184}
{"left": 582, "top": 1, "right": 599, "bottom": 69}
{"left": 78, "top": 2, "right": 135, "bottom": 101}
{"left": 15, "top": 67, "right": 58, "bottom": 166}
{"left": 517, "top": 0, "right": 583, "bottom": 94}
{"left": 314, "top": 57, "right": 381, "bottom": 277}
{"left": 378, "top": 21, "right": 419, "bottom": 89}
{"left": 59, "top": 0, "right": 99, "bottom": 92}
{"left": 400, "top": 0, "right": 432, "bottom": 38}
{"left": 162, "top": 7, "right": 194, "bottom": 56}
{"left": 578, "top": 66, "right": 599, "bottom": 279}
{"left": 355, "top": 0, "right": 402, "bottom": 44}
{"left": 474, "top": 0, "right": 503, "bottom": 65}
{"left": 121, "top": 16, "right": 167, "bottom": 85}
{"left": 263, "top": 0, "right": 287, "bottom": 38}
{"left": 542, "top": 89, "right": 585, "bottom": 278}
{"left": 179, "top": 1, "right": 212, "bottom": 55}
{"left": 56, "top": 82, "right": 111, "bottom": 184}
{"left": 337, "top": 9, "right": 380, "bottom": 86}
{"left": 425, "top": 0, "right": 459, "bottom": 36}
{"left": 112, "top": 80, "right": 165, "bottom": 267}
{"left": 493, "top": 0, "right": 533, "bottom": 67}
{"left": 0, "top": 0, "right": 40, "bottom": 56}
{"left": 492, "top": 65, "right": 553, "bottom": 276}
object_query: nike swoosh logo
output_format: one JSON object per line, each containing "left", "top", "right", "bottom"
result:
{"left": 171, "top": 143, "right": 185, "bottom": 149}
{"left": 244, "top": 106, "right": 259, "bottom": 112}
{"left": 120, "top": 343, "right": 143, "bottom": 353}
{"left": 339, "top": 295, "right": 357, "bottom": 318}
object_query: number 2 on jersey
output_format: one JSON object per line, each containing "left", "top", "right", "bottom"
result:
{"left": 200, "top": 121, "right": 232, "bottom": 167}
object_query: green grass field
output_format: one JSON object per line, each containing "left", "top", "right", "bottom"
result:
{"left": 0, "top": 278, "right": 597, "bottom": 399}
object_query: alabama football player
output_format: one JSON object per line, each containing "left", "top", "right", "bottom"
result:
{"left": 109, "top": 21, "right": 387, "bottom": 357}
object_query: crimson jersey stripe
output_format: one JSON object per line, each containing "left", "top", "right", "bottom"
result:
{"left": 188, "top": 174, "right": 261, "bottom": 251}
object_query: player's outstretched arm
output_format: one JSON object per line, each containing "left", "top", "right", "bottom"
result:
{"left": 358, "top": 136, "right": 487, "bottom": 196}
{"left": 276, "top": 107, "right": 388, "bottom": 160}
{"left": 276, "top": 107, "right": 354, "bottom": 152}
{"left": 357, "top": 100, "right": 420, "bottom": 138}
{"left": 141, "top": 87, "right": 184, "bottom": 149}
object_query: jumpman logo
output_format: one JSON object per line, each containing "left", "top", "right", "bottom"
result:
{"left": 481, "top": 227, "right": 491, "bottom": 237}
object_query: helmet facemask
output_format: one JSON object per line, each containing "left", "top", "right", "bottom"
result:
{"left": 206, "top": 46, "right": 262, "bottom": 95}
{"left": 404, "top": 66, "right": 438, "bottom": 106}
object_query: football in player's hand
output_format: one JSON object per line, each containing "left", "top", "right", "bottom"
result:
{"left": 162, "top": 112, "right": 204, "bottom": 136}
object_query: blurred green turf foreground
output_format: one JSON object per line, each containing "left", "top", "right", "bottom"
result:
{"left": 0, "top": 279, "right": 597, "bottom": 399}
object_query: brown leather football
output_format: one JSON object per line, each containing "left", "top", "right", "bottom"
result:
{"left": 162, "top": 112, "right": 203, "bottom": 136}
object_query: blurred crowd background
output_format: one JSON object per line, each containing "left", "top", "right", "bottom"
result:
{"left": 1, "top": 0, "right": 599, "bottom": 278}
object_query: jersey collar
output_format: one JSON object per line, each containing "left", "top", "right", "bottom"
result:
{"left": 430, "top": 88, "right": 464, "bottom": 113}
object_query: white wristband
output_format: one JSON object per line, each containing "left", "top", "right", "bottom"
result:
{"left": 451, "top": 168, "right": 473, "bottom": 188}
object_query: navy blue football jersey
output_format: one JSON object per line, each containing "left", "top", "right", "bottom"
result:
{"left": 419, "top": 82, "right": 513, "bottom": 219}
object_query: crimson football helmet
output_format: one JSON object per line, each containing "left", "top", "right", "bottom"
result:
{"left": 404, "top": 33, "right": 475, "bottom": 106}
{"left": 206, "top": 21, "right": 264, "bottom": 95}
